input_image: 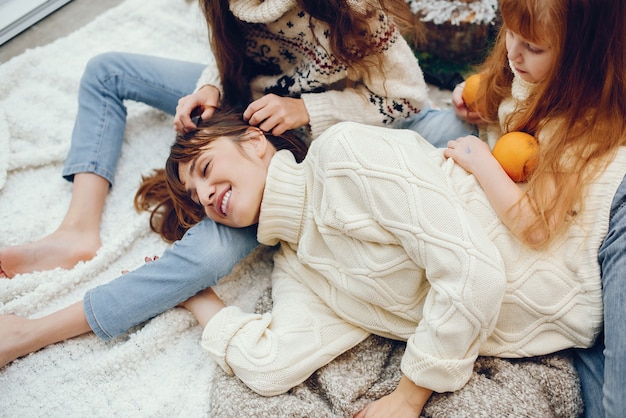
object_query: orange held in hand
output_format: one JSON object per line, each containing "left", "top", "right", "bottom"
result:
{"left": 492, "top": 131, "right": 539, "bottom": 182}
{"left": 461, "top": 73, "right": 483, "bottom": 113}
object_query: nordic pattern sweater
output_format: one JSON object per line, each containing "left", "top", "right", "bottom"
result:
{"left": 196, "top": 0, "right": 428, "bottom": 139}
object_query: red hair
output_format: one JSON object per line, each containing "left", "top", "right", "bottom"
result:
{"left": 477, "top": 0, "right": 626, "bottom": 246}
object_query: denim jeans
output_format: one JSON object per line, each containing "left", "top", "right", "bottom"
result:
{"left": 574, "top": 175, "right": 626, "bottom": 418}
{"left": 63, "top": 52, "right": 259, "bottom": 339}
{"left": 84, "top": 220, "right": 258, "bottom": 340}
{"left": 394, "top": 103, "right": 478, "bottom": 148}
{"left": 63, "top": 52, "right": 204, "bottom": 185}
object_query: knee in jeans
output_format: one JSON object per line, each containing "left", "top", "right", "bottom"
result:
{"left": 83, "top": 51, "right": 124, "bottom": 84}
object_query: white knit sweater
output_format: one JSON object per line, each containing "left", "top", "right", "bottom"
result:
{"left": 202, "top": 122, "right": 626, "bottom": 395}
{"left": 196, "top": 0, "right": 428, "bottom": 138}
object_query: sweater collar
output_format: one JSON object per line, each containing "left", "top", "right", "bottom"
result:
{"left": 257, "top": 150, "right": 306, "bottom": 246}
{"left": 229, "top": 0, "right": 296, "bottom": 23}
{"left": 508, "top": 60, "right": 535, "bottom": 102}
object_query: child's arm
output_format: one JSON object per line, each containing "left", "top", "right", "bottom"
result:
{"left": 354, "top": 375, "right": 432, "bottom": 418}
{"left": 178, "top": 287, "right": 225, "bottom": 328}
{"left": 443, "top": 135, "right": 538, "bottom": 242}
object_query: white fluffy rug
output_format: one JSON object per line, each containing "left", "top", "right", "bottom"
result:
{"left": 0, "top": 0, "right": 271, "bottom": 416}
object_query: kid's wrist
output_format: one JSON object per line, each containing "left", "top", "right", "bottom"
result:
{"left": 471, "top": 154, "right": 501, "bottom": 179}
{"left": 197, "top": 84, "right": 222, "bottom": 102}
{"left": 396, "top": 375, "right": 432, "bottom": 413}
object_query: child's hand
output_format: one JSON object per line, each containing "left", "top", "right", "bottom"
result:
{"left": 451, "top": 83, "right": 483, "bottom": 125}
{"left": 354, "top": 376, "right": 430, "bottom": 418}
{"left": 243, "top": 94, "right": 310, "bottom": 135}
{"left": 444, "top": 135, "right": 494, "bottom": 175}
{"left": 174, "top": 84, "right": 220, "bottom": 134}
{"left": 121, "top": 255, "right": 159, "bottom": 274}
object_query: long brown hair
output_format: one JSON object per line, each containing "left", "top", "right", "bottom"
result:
{"left": 135, "top": 110, "right": 308, "bottom": 242}
{"left": 199, "top": 0, "right": 422, "bottom": 107}
{"left": 476, "top": 0, "right": 626, "bottom": 247}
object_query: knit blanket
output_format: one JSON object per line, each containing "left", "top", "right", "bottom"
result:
{"left": 0, "top": 0, "right": 583, "bottom": 416}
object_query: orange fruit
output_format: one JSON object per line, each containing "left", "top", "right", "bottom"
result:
{"left": 492, "top": 132, "right": 539, "bottom": 182}
{"left": 462, "top": 73, "right": 483, "bottom": 113}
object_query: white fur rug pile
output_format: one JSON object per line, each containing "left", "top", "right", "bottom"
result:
{"left": 0, "top": 0, "right": 271, "bottom": 416}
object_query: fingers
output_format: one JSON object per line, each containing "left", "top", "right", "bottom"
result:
{"left": 174, "top": 97, "right": 201, "bottom": 133}
{"left": 200, "top": 105, "right": 217, "bottom": 121}
{"left": 244, "top": 94, "right": 308, "bottom": 135}
{"left": 174, "top": 85, "right": 220, "bottom": 134}
{"left": 243, "top": 96, "right": 275, "bottom": 129}
{"left": 465, "top": 110, "right": 483, "bottom": 125}
{"left": 121, "top": 255, "right": 159, "bottom": 275}
{"left": 353, "top": 406, "right": 367, "bottom": 418}
{"left": 451, "top": 88, "right": 483, "bottom": 125}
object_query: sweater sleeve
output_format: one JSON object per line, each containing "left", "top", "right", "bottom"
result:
{"left": 194, "top": 64, "right": 222, "bottom": 93}
{"left": 202, "top": 248, "right": 370, "bottom": 396}
{"left": 300, "top": 19, "right": 428, "bottom": 138}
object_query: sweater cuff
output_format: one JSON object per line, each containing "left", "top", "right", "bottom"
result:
{"left": 194, "top": 65, "right": 223, "bottom": 97}
{"left": 400, "top": 349, "right": 476, "bottom": 393}
{"left": 201, "top": 306, "right": 267, "bottom": 375}
{"left": 300, "top": 93, "right": 338, "bottom": 139}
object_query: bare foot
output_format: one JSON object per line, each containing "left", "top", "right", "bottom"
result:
{"left": 1, "top": 303, "right": 91, "bottom": 368}
{"left": 0, "top": 228, "right": 101, "bottom": 278}
{"left": 0, "top": 315, "right": 45, "bottom": 368}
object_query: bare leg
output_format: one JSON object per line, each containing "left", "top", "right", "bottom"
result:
{"left": 0, "top": 173, "right": 108, "bottom": 278}
{"left": 179, "top": 288, "right": 225, "bottom": 328}
{"left": 0, "top": 301, "right": 91, "bottom": 368}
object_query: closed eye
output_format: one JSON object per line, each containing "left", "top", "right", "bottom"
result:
{"left": 526, "top": 43, "right": 544, "bottom": 53}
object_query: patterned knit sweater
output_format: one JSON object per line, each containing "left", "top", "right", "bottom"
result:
{"left": 196, "top": 0, "right": 428, "bottom": 138}
{"left": 202, "top": 122, "right": 626, "bottom": 396}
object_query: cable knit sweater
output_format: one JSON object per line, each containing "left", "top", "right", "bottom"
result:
{"left": 475, "top": 64, "right": 626, "bottom": 356}
{"left": 202, "top": 122, "right": 626, "bottom": 396}
{"left": 195, "top": 0, "right": 428, "bottom": 138}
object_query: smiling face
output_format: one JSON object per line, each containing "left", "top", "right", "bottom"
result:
{"left": 505, "top": 30, "right": 554, "bottom": 83}
{"left": 177, "top": 131, "right": 274, "bottom": 228}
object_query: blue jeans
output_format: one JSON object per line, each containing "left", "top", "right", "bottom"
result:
{"left": 61, "top": 52, "right": 259, "bottom": 340}
{"left": 394, "top": 103, "right": 478, "bottom": 148}
{"left": 85, "top": 221, "right": 258, "bottom": 340}
{"left": 64, "top": 52, "right": 204, "bottom": 185}
{"left": 574, "top": 175, "right": 626, "bottom": 418}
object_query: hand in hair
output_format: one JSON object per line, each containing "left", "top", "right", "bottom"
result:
{"left": 174, "top": 84, "right": 221, "bottom": 134}
{"left": 243, "top": 94, "right": 310, "bottom": 136}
